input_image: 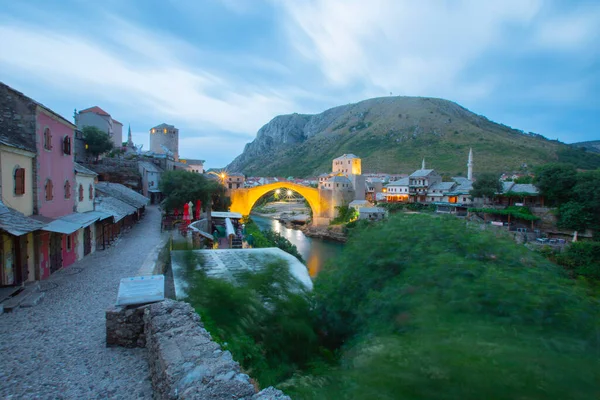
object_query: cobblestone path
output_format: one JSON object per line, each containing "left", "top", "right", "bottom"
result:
{"left": 0, "top": 206, "right": 167, "bottom": 399}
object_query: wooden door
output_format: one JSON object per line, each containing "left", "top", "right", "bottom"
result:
{"left": 13, "top": 235, "right": 29, "bottom": 285}
{"left": 83, "top": 227, "right": 92, "bottom": 256}
{"left": 49, "top": 233, "right": 63, "bottom": 273}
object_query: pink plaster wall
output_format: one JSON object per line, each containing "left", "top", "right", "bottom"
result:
{"left": 62, "top": 233, "right": 77, "bottom": 268}
{"left": 36, "top": 111, "right": 76, "bottom": 218}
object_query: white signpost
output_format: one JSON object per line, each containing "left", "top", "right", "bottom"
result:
{"left": 116, "top": 275, "right": 165, "bottom": 306}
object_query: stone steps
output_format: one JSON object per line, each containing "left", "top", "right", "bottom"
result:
{"left": 21, "top": 291, "right": 45, "bottom": 307}
{"left": 1, "top": 282, "right": 42, "bottom": 312}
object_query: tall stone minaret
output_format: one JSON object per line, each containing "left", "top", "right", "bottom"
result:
{"left": 127, "top": 124, "right": 134, "bottom": 147}
{"left": 467, "top": 148, "right": 473, "bottom": 181}
{"left": 422, "top": 158, "right": 426, "bottom": 170}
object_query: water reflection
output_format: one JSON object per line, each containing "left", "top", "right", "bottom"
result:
{"left": 251, "top": 215, "right": 344, "bottom": 277}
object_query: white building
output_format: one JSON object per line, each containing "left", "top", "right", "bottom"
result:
{"left": 75, "top": 106, "right": 123, "bottom": 148}
{"left": 180, "top": 158, "right": 205, "bottom": 174}
{"left": 385, "top": 177, "right": 410, "bottom": 202}
{"left": 138, "top": 161, "right": 164, "bottom": 204}
{"left": 71, "top": 163, "right": 101, "bottom": 261}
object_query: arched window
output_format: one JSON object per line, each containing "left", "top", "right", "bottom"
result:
{"left": 14, "top": 167, "right": 25, "bottom": 195}
{"left": 89, "top": 184, "right": 93, "bottom": 200}
{"left": 45, "top": 179, "right": 53, "bottom": 201}
{"left": 44, "top": 127, "right": 52, "bottom": 150}
{"left": 79, "top": 184, "right": 84, "bottom": 201}
{"left": 64, "top": 180, "right": 71, "bottom": 199}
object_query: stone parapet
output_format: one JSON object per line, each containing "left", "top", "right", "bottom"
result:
{"left": 106, "top": 304, "right": 149, "bottom": 348}
{"left": 106, "top": 299, "right": 290, "bottom": 399}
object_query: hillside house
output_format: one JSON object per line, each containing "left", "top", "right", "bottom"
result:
{"left": 75, "top": 106, "right": 123, "bottom": 148}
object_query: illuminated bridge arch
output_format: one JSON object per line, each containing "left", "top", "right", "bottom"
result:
{"left": 229, "top": 182, "right": 325, "bottom": 219}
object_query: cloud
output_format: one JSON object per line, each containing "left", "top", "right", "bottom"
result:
{"left": 278, "top": 0, "right": 542, "bottom": 101}
{"left": 533, "top": 5, "right": 600, "bottom": 51}
{"left": 0, "top": 18, "right": 297, "bottom": 136}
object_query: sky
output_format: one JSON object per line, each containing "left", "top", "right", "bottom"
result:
{"left": 1, "top": 0, "right": 598, "bottom": 169}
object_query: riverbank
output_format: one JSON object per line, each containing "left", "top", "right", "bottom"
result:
{"left": 301, "top": 224, "right": 347, "bottom": 243}
{"left": 253, "top": 201, "right": 310, "bottom": 225}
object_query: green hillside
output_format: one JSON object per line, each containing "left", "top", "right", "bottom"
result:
{"left": 227, "top": 97, "right": 600, "bottom": 177}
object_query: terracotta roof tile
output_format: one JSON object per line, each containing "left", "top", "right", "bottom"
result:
{"left": 79, "top": 106, "right": 111, "bottom": 117}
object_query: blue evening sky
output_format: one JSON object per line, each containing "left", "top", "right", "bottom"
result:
{"left": 1, "top": 0, "right": 598, "bottom": 168}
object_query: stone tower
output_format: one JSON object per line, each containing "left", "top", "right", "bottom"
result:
{"left": 331, "top": 154, "right": 365, "bottom": 200}
{"left": 467, "top": 148, "right": 473, "bottom": 181}
{"left": 422, "top": 158, "right": 426, "bottom": 170}
{"left": 150, "top": 123, "right": 179, "bottom": 160}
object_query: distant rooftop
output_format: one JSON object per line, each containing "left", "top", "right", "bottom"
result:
{"left": 79, "top": 106, "right": 111, "bottom": 117}
{"left": 151, "top": 123, "right": 176, "bottom": 130}
{"left": 410, "top": 169, "right": 436, "bottom": 178}
{"left": 387, "top": 177, "right": 410, "bottom": 186}
{"left": 74, "top": 162, "right": 98, "bottom": 176}
{"left": 334, "top": 154, "right": 359, "bottom": 160}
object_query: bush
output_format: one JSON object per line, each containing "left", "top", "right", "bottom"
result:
{"left": 181, "top": 254, "right": 322, "bottom": 387}
{"left": 556, "top": 242, "right": 600, "bottom": 281}
{"left": 285, "top": 213, "right": 600, "bottom": 399}
{"left": 244, "top": 218, "right": 304, "bottom": 262}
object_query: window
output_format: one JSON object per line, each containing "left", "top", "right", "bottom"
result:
{"left": 63, "top": 136, "right": 71, "bottom": 155}
{"left": 43, "top": 127, "right": 52, "bottom": 150}
{"left": 64, "top": 180, "right": 71, "bottom": 199}
{"left": 79, "top": 184, "right": 84, "bottom": 201}
{"left": 45, "top": 179, "right": 53, "bottom": 201}
{"left": 14, "top": 168, "right": 25, "bottom": 195}
{"left": 89, "top": 184, "right": 94, "bottom": 200}
{"left": 67, "top": 235, "right": 72, "bottom": 251}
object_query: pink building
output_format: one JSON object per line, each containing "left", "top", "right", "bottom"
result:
{"left": 1, "top": 82, "right": 81, "bottom": 280}
{"left": 35, "top": 108, "right": 79, "bottom": 276}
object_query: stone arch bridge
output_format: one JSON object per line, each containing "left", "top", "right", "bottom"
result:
{"left": 229, "top": 182, "right": 349, "bottom": 226}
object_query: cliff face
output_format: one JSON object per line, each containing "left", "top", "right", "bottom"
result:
{"left": 227, "top": 96, "right": 600, "bottom": 177}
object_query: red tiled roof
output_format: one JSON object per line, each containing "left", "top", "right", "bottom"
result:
{"left": 112, "top": 119, "right": 123, "bottom": 125}
{"left": 79, "top": 106, "right": 111, "bottom": 117}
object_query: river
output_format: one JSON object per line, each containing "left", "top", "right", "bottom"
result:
{"left": 251, "top": 215, "right": 344, "bottom": 277}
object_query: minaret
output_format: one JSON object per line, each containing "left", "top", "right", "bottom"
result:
{"left": 467, "top": 148, "right": 473, "bottom": 181}
{"left": 127, "top": 124, "right": 134, "bottom": 147}
{"left": 422, "top": 158, "right": 426, "bottom": 170}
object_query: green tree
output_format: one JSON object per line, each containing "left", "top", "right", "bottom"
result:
{"left": 82, "top": 126, "right": 114, "bottom": 161}
{"left": 569, "top": 169, "right": 600, "bottom": 234}
{"left": 158, "top": 170, "right": 223, "bottom": 212}
{"left": 470, "top": 173, "right": 502, "bottom": 203}
{"left": 533, "top": 163, "right": 577, "bottom": 205}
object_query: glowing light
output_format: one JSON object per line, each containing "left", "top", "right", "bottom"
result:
{"left": 275, "top": 189, "right": 281, "bottom": 195}
{"left": 287, "top": 190, "right": 293, "bottom": 197}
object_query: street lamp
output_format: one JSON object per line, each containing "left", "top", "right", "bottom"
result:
{"left": 275, "top": 189, "right": 281, "bottom": 195}
{"left": 287, "top": 190, "right": 293, "bottom": 197}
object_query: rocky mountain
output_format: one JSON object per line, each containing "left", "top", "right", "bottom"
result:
{"left": 572, "top": 140, "right": 600, "bottom": 154}
{"left": 227, "top": 96, "right": 600, "bottom": 177}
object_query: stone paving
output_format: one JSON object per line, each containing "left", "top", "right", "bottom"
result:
{"left": 0, "top": 206, "right": 168, "bottom": 399}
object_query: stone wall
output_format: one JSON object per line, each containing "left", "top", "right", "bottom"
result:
{"left": 106, "top": 299, "right": 290, "bottom": 399}
{"left": 106, "top": 304, "right": 149, "bottom": 348}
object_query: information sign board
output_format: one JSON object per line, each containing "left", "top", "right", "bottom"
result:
{"left": 116, "top": 275, "right": 165, "bottom": 306}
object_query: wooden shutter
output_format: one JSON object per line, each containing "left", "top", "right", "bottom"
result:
{"left": 64, "top": 181, "right": 71, "bottom": 199}
{"left": 79, "top": 184, "right": 84, "bottom": 201}
{"left": 46, "top": 179, "right": 53, "bottom": 201}
{"left": 14, "top": 168, "right": 25, "bottom": 195}
{"left": 89, "top": 184, "right": 93, "bottom": 200}
{"left": 63, "top": 136, "right": 71, "bottom": 155}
